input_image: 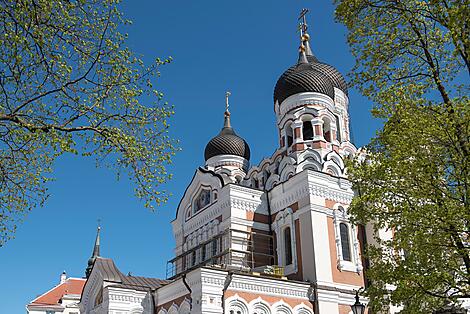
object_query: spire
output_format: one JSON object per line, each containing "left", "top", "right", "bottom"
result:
{"left": 298, "top": 9, "right": 314, "bottom": 57}
{"left": 297, "top": 43, "right": 308, "bottom": 64}
{"left": 302, "top": 33, "right": 313, "bottom": 57}
{"left": 297, "top": 8, "right": 318, "bottom": 63}
{"left": 297, "top": 9, "right": 310, "bottom": 64}
{"left": 85, "top": 225, "right": 101, "bottom": 278}
{"left": 223, "top": 91, "right": 232, "bottom": 128}
{"left": 92, "top": 226, "right": 100, "bottom": 257}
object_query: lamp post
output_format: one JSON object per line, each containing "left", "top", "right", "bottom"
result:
{"left": 351, "top": 290, "right": 366, "bottom": 314}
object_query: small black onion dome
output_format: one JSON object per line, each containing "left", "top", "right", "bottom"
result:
{"left": 204, "top": 124, "right": 251, "bottom": 161}
{"left": 309, "top": 62, "right": 348, "bottom": 95}
{"left": 274, "top": 62, "right": 335, "bottom": 104}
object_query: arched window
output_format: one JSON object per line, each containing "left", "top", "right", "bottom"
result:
{"left": 340, "top": 223, "right": 351, "bottom": 261}
{"left": 284, "top": 227, "right": 293, "bottom": 265}
{"left": 302, "top": 121, "right": 313, "bottom": 140}
{"left": 323, "top": 118, "right": 332, "bottom": 142}
{"left": 194, "top": 188, "right": 211, "bottom": 213}
{"left": 285, "top": 122, "right": 293, "bottom": 147}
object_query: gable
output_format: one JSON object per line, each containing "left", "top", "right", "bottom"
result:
{"left": 174, "top": 167, "right": 225, "bottom": 223}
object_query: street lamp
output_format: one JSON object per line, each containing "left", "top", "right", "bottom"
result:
{"left": 351, "top": 290, "right": 366, "bottom": 314}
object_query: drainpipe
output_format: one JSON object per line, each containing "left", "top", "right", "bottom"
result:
{"left": 265, "top": 188, "right": 274, "bottom": 265}
{"left": 182, "top": 273, "right": 192, "bottom": 310}
{"left": 309, "top": 281, "right": 320, "bottom": 314}
{"left": 221, "top": 271, "right": 233, "bottom": 313}
{"left": 151, "top": 288, "right": 157, "bottom": 314}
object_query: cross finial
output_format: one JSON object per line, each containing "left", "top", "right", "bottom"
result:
{"left": 225, "top": 91, "right": 231, "bottom": 113}
{"left": 298, "top": 8, "right": 309, "bottom": 36}
{"left": 97, "top": 218, "right": 101, "bottom": 230}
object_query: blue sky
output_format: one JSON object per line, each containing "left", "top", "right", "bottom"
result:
{"left": 0, "top": 1, "right": 381, "bottom": 312}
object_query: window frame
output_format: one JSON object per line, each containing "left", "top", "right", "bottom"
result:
{"left": 333, "top": 206, "right": 363, "bottom": 272}
{"left": 272, "top": 208, "right": 297, "bottom": 275}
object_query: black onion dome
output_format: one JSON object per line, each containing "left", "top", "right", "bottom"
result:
{"left": 274, "top": 62, "right": 335, "bottom": 104}
{"left": 204, "top": 126, "right": 250, "bottom": 161}
{"left": 309, "top": 62, "right": 348, "bottom": 95}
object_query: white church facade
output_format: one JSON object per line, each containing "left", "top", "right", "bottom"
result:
{"left": 79, "top": 13, "right": 374, "bottom": 314}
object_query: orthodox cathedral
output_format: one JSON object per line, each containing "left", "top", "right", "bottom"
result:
{"left": 77, "top": 12, "right": 381, "bottom": 314}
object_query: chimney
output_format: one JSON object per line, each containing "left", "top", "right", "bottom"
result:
{"left": 60, "top": 271, "right": 67, "bottom": 284}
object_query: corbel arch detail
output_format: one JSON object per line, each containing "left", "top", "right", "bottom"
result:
{"left": 272, "top": 300, "right": 293, "bottom": 314}
{"left": 225, "top": 294, "right": 249, "bottom": 314}
{"left": 293, "top": 304, "right": 313, "bottom": 314}
{"left": 249, "top": 298, "right": 272, "bottom": 314}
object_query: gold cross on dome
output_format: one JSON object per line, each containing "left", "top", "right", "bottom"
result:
{"left": 298, "top": 8, "right": 309, "bottom": 35}
{"left": 225, "top": 91, "right": 231, "bottom": 113}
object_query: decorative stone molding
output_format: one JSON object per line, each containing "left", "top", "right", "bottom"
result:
{"left": 269, "top": 172, "right": 354, "bottom": 213}
{"left": 272, "top": 300, "right": 294, "bottom": 314}
{"left": 206, "top": 155, "right": 249, "bottom": 172}
{"left": 277, "top": 92, "right": 335, "bottom": 122}
{"left": 249, "top": 298, "right": 272, "bottom": 314}
{"left": 226, "top": 294, "right": 249, "bottom": 314}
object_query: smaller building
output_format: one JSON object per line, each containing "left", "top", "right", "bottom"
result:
{"left": 27, "top": 272, "right": 86, "bottom": 314}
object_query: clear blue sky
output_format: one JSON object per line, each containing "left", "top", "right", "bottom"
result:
{"left": 0, "top": 1, "right": 381, "bottom": 312}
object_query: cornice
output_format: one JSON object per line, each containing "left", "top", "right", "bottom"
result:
{"left": 227, "top": 274, "right": 311, "bottom": 299}
{"left": 270, "top": 171, "right": 354, "bottom": 212}
{"left": 278, "top": 92, "right": 335, "bottom": 122}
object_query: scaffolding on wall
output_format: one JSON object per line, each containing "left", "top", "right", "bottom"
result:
{"left": 166, "top": 228, "right": 277, "bottom": 279}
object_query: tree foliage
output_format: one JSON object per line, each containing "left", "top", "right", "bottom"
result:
{"left": 0, "top": 0, "right": 177, "bottom": 245}
{"left": 335, "top": 0, "right": 469, "bottom": 312}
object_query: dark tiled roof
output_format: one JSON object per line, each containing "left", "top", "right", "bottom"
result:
{"left": 111, "top": 276, "right": 170, "bottom": 291}
{"left": 90, "top": 257, "right": 169, "bottom": 291}
{"left": 204, "top": 127, "right": 250, "bottom": 161}
{"left": 94, "top": 258, "right": 123, "bottom": 283}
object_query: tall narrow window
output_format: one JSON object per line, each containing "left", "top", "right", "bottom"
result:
{"left": 285, "top": 122, "right": 293, "bottom": 147}
{"left": 335, "top": 115, "right": 342, "bottom": 142}
{"left": 191, "top": 250, "right": 197, "bottom": 266}
{"left": 284, "top": 227, "right": 293, "bottom": 265}
{"left": 340, "top": 223, "right": 351, "bottom": 261}
{"left": 212, "top": 238, "right": 218, "bottom": 257}
{"left": 201, "top": 244, "right": 206, "bottom": 262}
{"left": 302, "top": 121, "right": 313, "bottom": 140}
{"left": 323, "top": 118, "right": 332, "bottom": 142}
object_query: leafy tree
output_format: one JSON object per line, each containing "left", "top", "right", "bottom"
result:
{"left": 335, "top": 0, "right": 469, "bottom": 312}
{"left": 0, "top": 0, "right": 177, "bottom": 246}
